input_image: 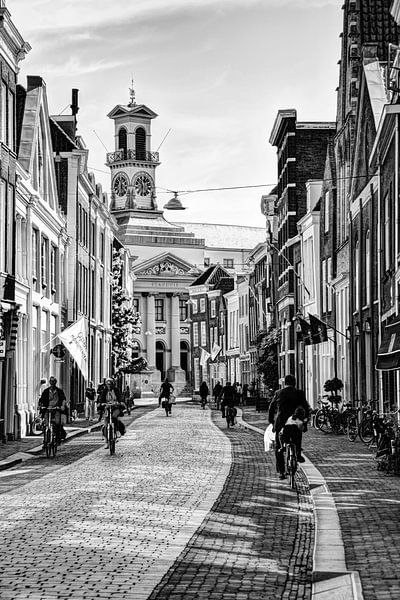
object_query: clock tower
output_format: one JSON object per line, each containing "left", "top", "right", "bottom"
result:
{"left": 106, "top": 84, "right": 160, "bottom": 213}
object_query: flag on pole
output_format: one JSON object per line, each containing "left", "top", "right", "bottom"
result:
{"left": 57, "top": 316, "right": 88, "bottom": 379}
{"left": 308, "top": 313, "right": 328, "bottom": 345}
{"left": 297, "top": 317, "right": 312, "bottom": 346}
{"left": 200, "top": 347, "right": 211, "bottom": 368}
{"left": 211, "top": 342, "right": 222, "bottom": 361}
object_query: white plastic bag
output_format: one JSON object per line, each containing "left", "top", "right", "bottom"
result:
{"left": 264, "top": 423, "right": 275, "bottom": 452}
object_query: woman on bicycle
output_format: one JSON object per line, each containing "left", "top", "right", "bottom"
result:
{"left": 39, "top": 376, "right": 68, "bottom": 443}
{"left": 98, "top": 378, "right": 126, "bottom": 447}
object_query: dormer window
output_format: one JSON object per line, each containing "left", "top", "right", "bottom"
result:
{"left": 135, "top": 127, "right": 146, "bottom": 160}
{"left": 118, "top": 127, "right": 127, "bottom": 158}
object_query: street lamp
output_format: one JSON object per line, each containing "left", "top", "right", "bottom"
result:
{"left": 163, "top": 192, "right": 186, "bottom": 210}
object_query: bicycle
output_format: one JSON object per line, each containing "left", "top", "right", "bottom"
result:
{"left": 200, "top": 397, "right": 207, "bottom": 410}
{"left": 43, "top": 407, "right": 59, "bottom": 458}
{"left": 226, "top": 405, "right": 237, "bottom": 428}
{"left": 102, "top": 403, "right": 119, "bottom": 455}
{"left": 314, "top": 399, "right": 339, "bottom": 433}
{"left": 284, "top": 440, "right": 298, "bottom": 489}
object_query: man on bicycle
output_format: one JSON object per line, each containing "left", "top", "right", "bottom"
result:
{"left": 221, "top": 382, "right": 237, "bottom": 420}
{"left": 39, "top": 376, "right": 68, "bottom": 443}
{"left": 268, "top": 375, "right": 309, "bottom": 479}
{"left": 98, "top": 378, "right": 126, "bottom": 447}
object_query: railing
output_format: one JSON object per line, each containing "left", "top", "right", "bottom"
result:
{"left": 106, "top": 149, "right": 160, "bottom": 164}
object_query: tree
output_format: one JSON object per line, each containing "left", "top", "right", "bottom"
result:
{"left": 256, "top": 326, "right": 281, "bottom": 392}
{"left": 111, "top": 248, "right": 140, "bottom": 372}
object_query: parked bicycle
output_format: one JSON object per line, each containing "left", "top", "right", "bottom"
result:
{"left": 314, "top": 399, "right": 339, "bottom": 433}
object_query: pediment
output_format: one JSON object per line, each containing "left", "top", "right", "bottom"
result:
{"left": 107, "top": 103, "right": 158, "bottom": 120}
{"left": 133, "top": 252, "right": 199, "bottom": 277}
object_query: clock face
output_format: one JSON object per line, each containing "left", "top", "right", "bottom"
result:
{"left": 134, "top": 173, "right": 153, "bottom": 197}
{"left": 113, "top": 173, "right": 128, "bottom": 197}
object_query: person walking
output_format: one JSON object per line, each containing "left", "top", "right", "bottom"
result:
{"left": 268, "top": 374, "right": 310, "bottom": 480}
{"left": 159, "top": 378, "right": 174, "bottom": 416}
{"left": 242, "top": 383, "right": 248, "bottom": 407}
{"left": 199, "top": 381, "right": 209, "bottom": 409}
{"left": 213, "top": 381, "right": 223, "bottom": 410}
{"left": 85, "top": 381, "right": 96, "bottom": 421}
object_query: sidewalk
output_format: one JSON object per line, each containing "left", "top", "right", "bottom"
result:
{"left": 242, "top": 406, "right": 400, "bottom": 600}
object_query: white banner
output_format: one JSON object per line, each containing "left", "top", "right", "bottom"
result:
{"left": 200, "top": 347, "right": 211, "bottom": 368}
{"left": 57, "top": 316, "right": 88, "bottom": 380}
{"left": 211, "top": 342, "right": 222, "bottom": 361}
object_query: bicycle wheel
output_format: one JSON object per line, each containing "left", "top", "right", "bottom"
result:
{"left": 347, "top": 415, "right": 358, "bottom": 442}
{"left": 51, "top": 430, "right": 58, "bottom": 457}
{"left": 315, "top": 409, "right": 332, "bottom": 433}
{"left": 359, "top": 418, "right": 374, "bottom": 445}
{"left": 108, "top": 425, "right": 115, "bottom": 455}
{"left": 45, "top": 428, "right": 51, "bottom": 458}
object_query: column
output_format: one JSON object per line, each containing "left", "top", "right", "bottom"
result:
{"left": 146, "top": 294, "right": 156, "bottom": 369}
{"left": 171, "top": 294, "right": 181, "bottom": 368}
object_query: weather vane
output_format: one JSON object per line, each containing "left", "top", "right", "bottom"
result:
{"left": 128, "top": 76, "right": 136, "bottom": 107}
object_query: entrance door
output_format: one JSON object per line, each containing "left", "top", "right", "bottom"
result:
{"left": 156, "top": 341, "right": 165, "bottom": 380}
{"left": 180, "top": 341, "right": 189, "bottom": 380}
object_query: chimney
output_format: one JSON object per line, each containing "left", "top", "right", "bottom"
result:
{"left": 71, "top": 88, "right": 79, "bottom": 116}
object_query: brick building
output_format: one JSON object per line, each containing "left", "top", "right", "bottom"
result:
{"left": 269, "top": 111, "right": 335, "bottom": 387}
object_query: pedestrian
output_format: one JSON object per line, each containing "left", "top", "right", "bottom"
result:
{"left": 39, "top": 376, "right": 68, "bottom": 443}
{"left": 236, "top": 382, "right": 242, "bottom": 405}
{"left": 123, "top": 385, "right": 132, "bottom": 415}
{"left": 242, "top": 383, "right": 248, "bottom": 406}
{"left": 85, "top": 381, "right": 96, "bottom": 421}
{"left": 159, "top": 378, "right": 174, "bottom": 416}
{"left": 220, "top": 381, "right": 235, "bottom": 418}
{"left": 268, "top": 374, "right": 310, "bottom": 480}
{"left": 213, "top": 381, "right": 223, "bottom": 410}
{"left": 199, "top": 381, "right": 209, "bottom": 409}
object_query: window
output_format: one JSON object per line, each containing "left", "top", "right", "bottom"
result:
{"left": 201, "top": 321, "right": 207, "bottom": 346}
{"left": 90, "top": 221, "right": 96, "bottom": 255}
{"left": 1, "top": 82, "right": 6, "bottom": 144}
{"left": 133, "top": 298, "right": 140, "bottom": 314}
{"left": 199, "top": 298, "right": 206, "bottom": 312}
{"left": 50, "top": 245, "right": 57, "bottom": 294}
{"left": 327, "top": 257, "right": 332, "bottom": 311}
{"left": 193, "top": 322, "right": 199, "bottom": 346}
{"left": 135, "top": 127, "right": 146, "bottom": 160}
{"left": 179, "top": 299, "right": 187, "bottom": 321}
{"left": 32, "top": 228, "right": 39, "bottom": 283}
{"left": 223, "top": 258, "right": 234, "bottom": 269}
{"left": 100, "top": 232, "right": 105, "bottom": 263}
{"left": 321, "top": 259, "right": 326, "bottom": 313}
{"left": 5, "top": 185, "right": 12, "bottom": 272}
{"left": 192, "top": 299, "right": 198, "bottom": 314}
{"left": 7, "top": 89, "right": 14, "bottom": 151}
{"left": 91, "top": 269, "right": 96, "bottom": 317}
{"left": 99, "top": 276, "right": 104, "bottom": 321}
{"left": 365, "top": 231, "right": 370, "bottom": 306}
{"left": 0, "top": 181, "right": 5, "bottom": 272}
{"left": 155, "top": 298, "right": 164, "bottom": 321}
{"left": 41, "top": 236, "right": 49, "bottom": 290}
{"left": 204, "top": 257, "right": 210, "bottom": 267}
{"left": 354, "top": 240, "right": 360, "bottom": 307}
{"left": 118, "top": 127, "right": 127, "bottom": 156}
{"left": 210, "top": 299, "right": 216, "bottom": 318}
{"left": 324, "top": 191, "right": 330, "bottom": 233}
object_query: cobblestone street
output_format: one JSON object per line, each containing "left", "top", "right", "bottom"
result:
{"left": 0, "top": 404, "right": 313, "bottom": 600}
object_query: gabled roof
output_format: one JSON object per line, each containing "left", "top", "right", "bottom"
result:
{"left": 190, "top": 264, "right": 232, "bottom": 287}
{"left": 107, "top": 103, "right": 158, "bottom": 120}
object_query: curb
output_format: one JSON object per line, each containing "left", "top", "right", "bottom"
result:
{"left": 0, "top": 422, "right": 104, "bottom": 471}
{"left": 236, "top": 409, "right": 364, "bottom": 600}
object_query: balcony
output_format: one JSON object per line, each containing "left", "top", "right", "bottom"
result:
{"left": 106, "top": 149, "right": 160, "bottom": 165}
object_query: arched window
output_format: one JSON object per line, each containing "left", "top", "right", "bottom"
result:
{"left": 156, "top": 340, "right": 166, "bottom": 379}
{"left": 118, "top": 127, "right": 127, "bottom": 157}
{"left": 365, "top": 230, "right": 370, "bottom": 306}
{"left": 135, "top": 127, "right": 146, "bottom": 160}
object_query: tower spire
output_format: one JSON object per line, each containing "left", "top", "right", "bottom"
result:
{"left": 128, "top": 76, "right": 136, "bottom": 107}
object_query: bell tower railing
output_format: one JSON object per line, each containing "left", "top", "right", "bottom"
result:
{"left": 106, "top": 149, "right": 160, "bottom": 165}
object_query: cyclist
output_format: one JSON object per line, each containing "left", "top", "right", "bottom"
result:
{"left": 212, "top": 381, "right": 223, "bottom": 409}
{"left": 268, "top": 374, "right": 309, "bottom": 480}
{"left": 98, "top": 378, "right": 126, "bottom": 447}
{"left": 199, "top": 381, "right": 209, "bottom": 409}
{"left": 39, "top": 376, "right": 67, "bottom": 444}
{"left": 221, "top": 382, "right": 237, "bottom": 422}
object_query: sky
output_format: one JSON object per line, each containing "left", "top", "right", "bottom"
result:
{"left": 11, "top": 0, "right": 342, "bottom": 227}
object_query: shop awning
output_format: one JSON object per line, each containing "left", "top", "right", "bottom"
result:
{"left": 376, "top": 316, "right": 400, "bottom": 371}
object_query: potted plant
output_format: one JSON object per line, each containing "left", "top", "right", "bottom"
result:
{"left": 323, "top": 377, "right": 344, "bottom": 404}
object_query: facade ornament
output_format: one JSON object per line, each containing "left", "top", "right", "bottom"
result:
{"left": 128, "top": 76, "right": 136, "bottom": 108}
{"left": 141, "top": 261, "right": 185, "bottom": 276}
